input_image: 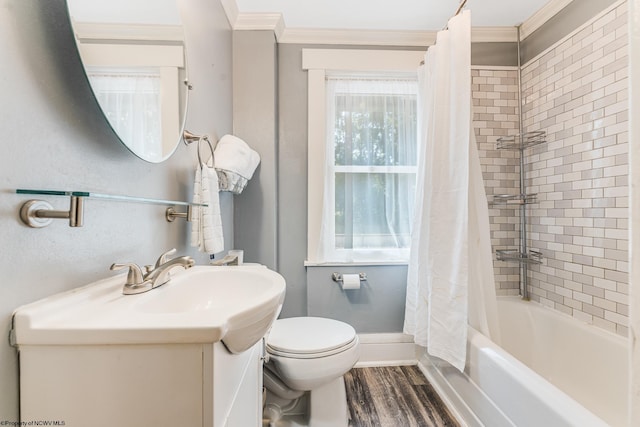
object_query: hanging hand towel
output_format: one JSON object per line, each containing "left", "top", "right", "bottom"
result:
{"left": 214, "top": 134, "right": 260, "bottom": 194}
{"left": 190, "top": 167, "right": 202, "bottom": 248}
{"left": 200, "top": 164, "right": 224, "bottom": 254}
{"left": 190, "top": 165, "right": 224, "bottom": 255}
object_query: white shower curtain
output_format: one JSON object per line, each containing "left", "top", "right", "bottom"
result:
{"left": 404, "top": 10, "right": 499, "bottom": 372}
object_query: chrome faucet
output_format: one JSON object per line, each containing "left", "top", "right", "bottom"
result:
{"left": 144, "top": 255, "right": 195, "bottom": 288}
{"left": 111, "top": 248, "right": 195, "bottom": 295}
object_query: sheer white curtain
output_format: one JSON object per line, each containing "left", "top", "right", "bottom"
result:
{"left": 404, "top": 10, "right": 494, "bottom": 372}
{"left": 318, "top": 76, "right": 418, "bottom": 263}
{"left": 87, "top": 68, "right": 162, "bottom": 158}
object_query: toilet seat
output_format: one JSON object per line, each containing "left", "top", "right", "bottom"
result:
{"left": 267, "top": 317, "right": 357, "bottom": 359}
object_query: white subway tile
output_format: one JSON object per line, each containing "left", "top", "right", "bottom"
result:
{"left": 604, "top": 310, "right": 628, "bottom": 326}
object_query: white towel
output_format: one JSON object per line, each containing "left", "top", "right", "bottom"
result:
{"left": 190, "top": 167, "right": 202, "bottom": 248}
{"left": 191, "top": 165, "right": 224, "bottom": 255}
{"left": 214, "top": 135, "right": 260, "bottom": 194}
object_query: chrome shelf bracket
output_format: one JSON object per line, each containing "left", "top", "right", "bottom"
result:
{"left": 165, "top": 206, "right": 194, "bottom": 222}
{"left": 20, "top": 196, "right": 85, "bottom": 228}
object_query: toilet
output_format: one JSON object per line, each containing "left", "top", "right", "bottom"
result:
{"left": 262, "top": 317, "right": 360, "bottom": 427}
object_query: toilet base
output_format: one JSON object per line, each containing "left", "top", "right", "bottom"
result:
{"left": 263, "top": 376, "right": 350, "bottom": 427}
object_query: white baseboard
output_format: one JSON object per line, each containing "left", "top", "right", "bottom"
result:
{"left": 354, "top": 333, "right": 419, "bottom": 367}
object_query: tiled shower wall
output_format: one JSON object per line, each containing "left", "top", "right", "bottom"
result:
{"left": 472, "top": 68, "right": 521, "bottom": 294}
{"left": 522, "top": 1, "right": 628, "bottom": 336}
{"left": 474, "top": 0, "right": 629, "bottom": 336}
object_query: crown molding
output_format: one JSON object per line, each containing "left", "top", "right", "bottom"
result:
{"left": 279, "top": 26, "right": 518, "bottom": 46}
{"left": 519, "top": 0, "right": 574, "bottom": 39}
{"left": 220, "top": 0, "right": 240, "bottom": 28}
{"left": 223, "top": 0, "right": 571, "bottom": 46}
{"left": 279, "top": 28, "right": 437, "bottom": 47}
{"left": 231, "top": 17, "right": 519, "bottom": 46}
{"left": 471, "top": 27, "right": 517, "bottom": 43}
{"left": 234, "top": 13, "right": 286, "bottom": 40}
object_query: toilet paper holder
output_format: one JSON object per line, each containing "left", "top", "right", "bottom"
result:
{"left": 331, "top": 272, "right": 367, "bottom": 283}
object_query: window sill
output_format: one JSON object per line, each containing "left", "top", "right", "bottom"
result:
{"left": 304, "top": 260, "right": 408, "bottom": 267}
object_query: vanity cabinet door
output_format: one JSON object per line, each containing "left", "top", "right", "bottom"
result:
{"left": 19, "top": 344, "right": 204, "bottom": 427}
{"left": 208, "top": 340, "right": 263, "bottom": 427}
{"left": 224, "top": 341, "right": 263, "bottom": 426}
{"left": 20, "top": 341, "right": 264, "bottom": 427}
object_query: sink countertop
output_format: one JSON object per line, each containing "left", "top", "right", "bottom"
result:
{"left": 13, "top": 265, "right": 286, "bottom": 349}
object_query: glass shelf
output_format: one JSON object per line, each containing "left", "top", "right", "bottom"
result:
{"left": 16, "top": 189, "right": 207, "bottom": 207}
{"left": 16, "top": 188, "right": 204, "bottom": 228}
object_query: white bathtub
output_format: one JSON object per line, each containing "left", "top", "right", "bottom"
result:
{"left": 419, "top": 297, "right": 629, "bottom": 427}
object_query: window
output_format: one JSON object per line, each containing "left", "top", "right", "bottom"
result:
{"left": 322, "top": 76, "right": 418, "bottom": 262}
{"left": 303, "top": 49, "right": 423, "bottom": 264}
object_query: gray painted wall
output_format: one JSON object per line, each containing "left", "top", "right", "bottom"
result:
{"left": 0, "top": 0, "right": 232, "bottom": 419}
{"left": 472, "top": 42, "right": 517, "bottom": 66}
{"left": 307, "top": 266, "right": 408, "bottom": 333}
{"left": 232, "top": 31, "right": 279, "bottom": 271}
{"left": 277, "top": 43, "right": 309, "bottom": 317}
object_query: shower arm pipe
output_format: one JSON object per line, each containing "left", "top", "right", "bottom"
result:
{"left": 516, "top": 25, "right": 529, "bottom": 301}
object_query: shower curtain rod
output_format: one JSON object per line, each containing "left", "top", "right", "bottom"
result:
{"left": 453, "top": 0, "right": 468, "bottom": 18}
{"left": 443, "top": 0, "right": 469, "bottom": 30}
{"left": 420, "top": 0, "right": 469, "bottom": 65}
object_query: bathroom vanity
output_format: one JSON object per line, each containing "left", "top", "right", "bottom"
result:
{"left": 12, "top": 265, "right": 286, "bottom": 426}
{"left": 19, "top": 340, "right": 263, "bottom": 426}
{"left": 20, "top": 339, "right": 264, "bottom": 426}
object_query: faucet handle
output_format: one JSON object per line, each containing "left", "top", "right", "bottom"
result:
{"left": 110, "top": 263, "right": 145, "bottom": 286}
{"left": 155, "top": 248, "right": 177, "bottom": 268}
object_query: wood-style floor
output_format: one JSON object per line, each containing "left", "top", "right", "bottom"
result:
{"left": 345, "top": 366, "right": 460, "bottom": 427}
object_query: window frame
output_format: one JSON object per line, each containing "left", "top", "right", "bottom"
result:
{"left": 303, "top": 49, "right": 424, "bottom": 265}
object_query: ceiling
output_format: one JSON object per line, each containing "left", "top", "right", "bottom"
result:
{"left": 233, "top": 0, "right": 556, "bottom": 32}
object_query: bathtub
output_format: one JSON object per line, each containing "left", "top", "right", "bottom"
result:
{"left": 419, "top": 297, "right": 629, "bottom": 427}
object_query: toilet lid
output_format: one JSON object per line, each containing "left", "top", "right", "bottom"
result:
{"left": 267, "top": 317, "right": 356, "bottom": 355}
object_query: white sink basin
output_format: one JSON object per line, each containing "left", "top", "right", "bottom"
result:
{"left": 13, "top": 265, "right": 286, "bottom": 353}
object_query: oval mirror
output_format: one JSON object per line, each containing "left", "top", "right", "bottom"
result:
{"left": 66, "top": 0, "right": 189, "bottom": 163}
